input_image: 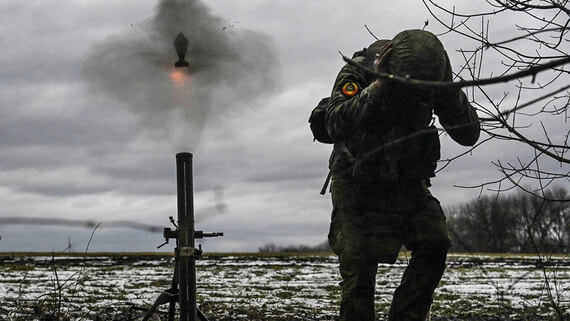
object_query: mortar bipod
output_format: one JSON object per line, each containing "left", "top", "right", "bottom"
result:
{"left": 142, "top": 217, "right": 223, "bottom": 321}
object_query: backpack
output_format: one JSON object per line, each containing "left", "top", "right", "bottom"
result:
{"left": 308, "top": 97, "right": 334, "bottom": 144}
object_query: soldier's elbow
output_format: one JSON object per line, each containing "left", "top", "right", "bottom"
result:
{"left": 453, "top": 127, "right": 480, "bottom": 146}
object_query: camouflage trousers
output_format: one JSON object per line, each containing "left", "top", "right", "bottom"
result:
{"left": 328, "top": 176, "right": 450, "bottom": 321}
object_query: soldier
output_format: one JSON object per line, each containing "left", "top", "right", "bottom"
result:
{"left": 324, "top": 30, "right": 480, "bottom": 321}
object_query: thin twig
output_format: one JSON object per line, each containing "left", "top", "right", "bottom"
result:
{"left": 69, "top": 223, "right": 101, "bottom": 311}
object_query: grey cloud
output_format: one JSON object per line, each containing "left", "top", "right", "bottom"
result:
{"left": 1, "top": 167, "right": 113, "bottom": 197}
{"left": 0, "top": 108, "right": 131, "bottom": 149}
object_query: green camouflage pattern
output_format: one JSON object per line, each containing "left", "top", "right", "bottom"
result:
{"left": 323, "top": 30, "right": 481, "bottom": 321}
{"left": 328, "top": 176, "right": 450, "bottom": 321}
{"left": 325, "top": 30, "right": 480, "bottom": 181}
{"left": 387, "top": 29, "right": 447, "bottom": 82}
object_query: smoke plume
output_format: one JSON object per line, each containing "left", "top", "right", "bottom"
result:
{"left": 83, "top": 0, "right": 280, "bottom": 149}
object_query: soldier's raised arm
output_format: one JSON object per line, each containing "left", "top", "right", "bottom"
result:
{"left": 325, "top": 40, "right": 393, "bottom": 143}
{"left": 434, "top": 55, "right": 481, "bottom": 146}
{"left": 325, "top": 57, "right": 374, "bottom": 142}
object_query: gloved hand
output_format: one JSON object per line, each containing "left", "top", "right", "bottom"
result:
{"left": 367, "top": 41, "right": 393, "bottom": 97}
{"left": 355, "top": 42, "right": 394, "bottom": 128}
{"left": 374, "top": 41, "right": 393, "bottom": 73}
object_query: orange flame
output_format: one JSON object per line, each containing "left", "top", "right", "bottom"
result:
{"left": 170, "top": 69, "right": 189, "bottom": 86}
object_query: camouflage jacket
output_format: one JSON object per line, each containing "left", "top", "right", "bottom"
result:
{"left": 325, "top": 50, "right": 480, "bottom": 183}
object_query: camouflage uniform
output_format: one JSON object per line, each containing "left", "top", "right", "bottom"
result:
{"left": 325, "top": 30, "right": 480, "bottom": 321}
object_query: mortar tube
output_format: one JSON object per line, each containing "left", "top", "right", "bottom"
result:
{"left": 176, "top": 152, "right": 197, "bottom": 321}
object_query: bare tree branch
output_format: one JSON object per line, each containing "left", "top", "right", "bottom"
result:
{"left": 340, "top": 53, "right": 570, "bottom": 89}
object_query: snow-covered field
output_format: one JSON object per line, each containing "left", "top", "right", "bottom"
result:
{"left": 0, "top": 253, "right": 568, "bottom": 320}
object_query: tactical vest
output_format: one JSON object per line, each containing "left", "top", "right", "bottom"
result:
{"left": 349, "top": 30, "right": 447, "bottom": 184}
{"left": 348, "top": 122, "right": 441, "bottom": 184}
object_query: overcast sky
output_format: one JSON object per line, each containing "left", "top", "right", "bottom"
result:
{"left": 1, "top": 0, "right": 567, "bottom": 253}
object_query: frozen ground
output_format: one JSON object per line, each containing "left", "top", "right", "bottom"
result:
{"left": 0, "top": 253, "right": 568, "bottom": 320}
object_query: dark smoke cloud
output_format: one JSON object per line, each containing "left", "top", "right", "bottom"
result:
{"left": 83, "top": 0, "right": 280, "bottom": 149}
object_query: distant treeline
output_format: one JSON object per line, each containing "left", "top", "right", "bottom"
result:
{"left": 259, "top": 187, "right": 569, "bottom": 254}
{"left": 448, "top": 186, "right": 569, "bottom": 254}
{"left": 258, "top": 241, "right": 331, "bottom": 253}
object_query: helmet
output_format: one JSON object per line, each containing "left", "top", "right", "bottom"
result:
{"left": 387, "top": 29, "right": 447, "bottom": 82}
